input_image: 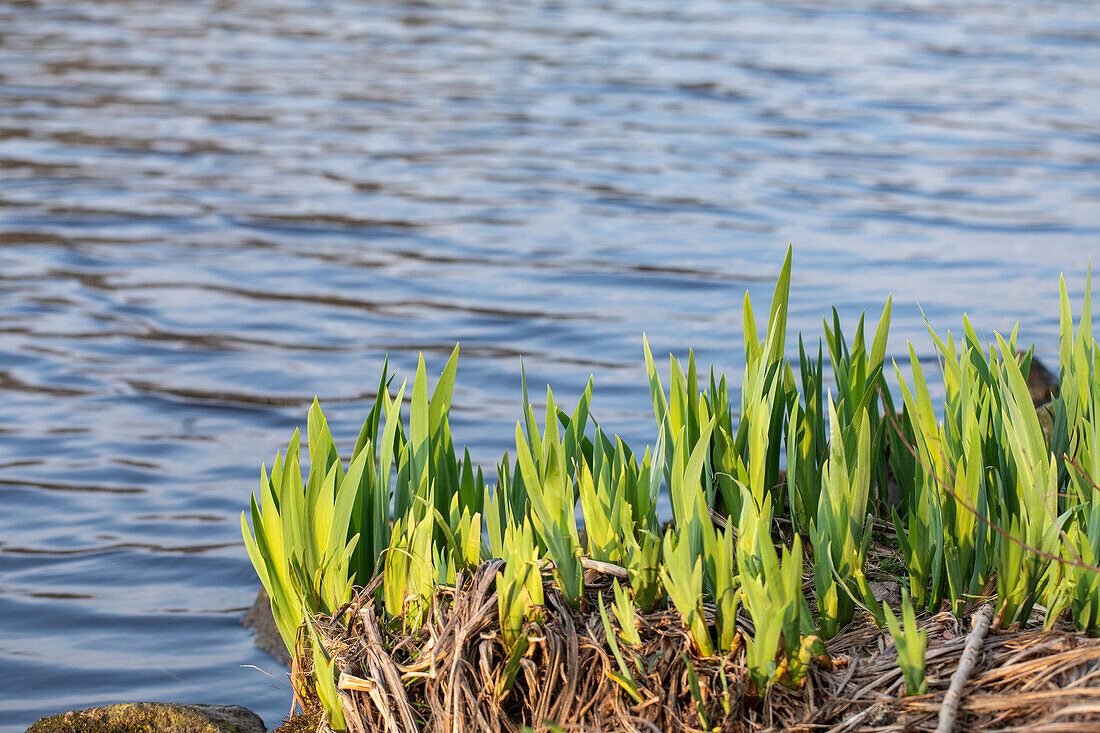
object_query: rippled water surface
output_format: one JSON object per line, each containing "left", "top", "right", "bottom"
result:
{"left": 1, "top": 0, "right": 1098, "bottom": 728}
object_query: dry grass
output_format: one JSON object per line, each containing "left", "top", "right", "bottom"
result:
{"left": 296, "top": 546, "right": 1100, "bottom": 733}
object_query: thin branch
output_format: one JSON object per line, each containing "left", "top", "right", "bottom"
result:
{"left": 935, "top": 601, "right": 994, "bottom": 733}
{"left": 580, "top": 556, "right": 629, "bottom": 579}
{"left": 1066, "top": 454, "right": 1100, "bottom": 497}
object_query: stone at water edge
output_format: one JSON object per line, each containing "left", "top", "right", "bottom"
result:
{"left": 1025, "top": 353, "right": 1059, "bottom": 408}
{"left": 26, "top": 702, "right": 266, "bottom": 733}
{"left": 1027, "top": 354, "right": 1059, "bottom": 443}
{"left": 243, "top": 588, "right": 290, "bottom": 665}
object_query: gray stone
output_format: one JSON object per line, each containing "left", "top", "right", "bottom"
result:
{"left": 26, "top": 702, "right": 266, "bottom": 733}
{"left": 1027, "top": 354, "right": 1059, "bottom": 442}
{"left": 242, "top": 588, "right": 290, "bottom": 665}
{"left": 869, "top": 579, "right": 902, "bottom": 609}
{"left": 1026, "top": 353, "right": 1059, "bottom": 407}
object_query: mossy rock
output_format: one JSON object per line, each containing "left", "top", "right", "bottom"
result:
{"left": 268, "top": 711, "right": 321, "bottom": 733}
{"left": 26, "top": 703, "right": 265, "bottom": 733}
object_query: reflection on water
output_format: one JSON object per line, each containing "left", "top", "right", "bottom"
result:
{"left": 1, "top": 0, "right": 1098, "bottom": 728}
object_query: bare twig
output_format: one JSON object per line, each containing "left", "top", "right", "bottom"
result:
{"left": 1065, "top": 454, "right": 1100, "bottom": 496}
{"left": 580, "top": 556, "right": 629, "bottom": 579}
{"left": 935, "top": 601, "right": 994, "bottom": 733}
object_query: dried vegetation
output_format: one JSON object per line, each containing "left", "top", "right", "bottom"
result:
{"left": 245, "top": 250, "right": 1100, "bottom": 731}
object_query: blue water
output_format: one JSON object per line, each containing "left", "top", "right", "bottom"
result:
{"left": 1, "top": 0, "right": 1098, "bottom": 728}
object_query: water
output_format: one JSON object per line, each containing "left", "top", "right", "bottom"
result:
{"left": 1, "top": 0, "right": 1098, "bottom": 728}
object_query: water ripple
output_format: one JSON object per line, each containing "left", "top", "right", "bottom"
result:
{"left": 1, "top": 0, "right": 1098, "bottom": 729}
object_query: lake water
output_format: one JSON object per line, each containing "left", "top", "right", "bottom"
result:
{"left": 1, "top": 0, "right": 1098, "bottom": 728}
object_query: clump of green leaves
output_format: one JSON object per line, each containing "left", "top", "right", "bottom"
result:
{"left": 1055, "top": 500, "right": 1100, "bottom": 636}
{"left": 883, "top": 595, "right": 927, "bottom": 695}
{"left": 991, "top": 332, "right": 1071, "bottom": 626}
{"left": 1048, "top": 273, "right": 1100, "bottom": 635}
{"left": 380, "top": 349, "right": 488, "bottom": 632}
{"left": 513, "top": 379, "right": 588, "bottom": 606}
{"left": 738, "top": 495, "right": 818, "bottom": 690}
{"left": 891, "top": 320, "right": 1003, "bottom": 616}
{"left": 598, "top": 590, "right": 644, "bottom": 703}
{"left": 658, "top": 413, "right": 741, "bottom": 656}
{"left": 787, "top": 336, "right": 827, "bottom": 535}
{"left": 810, "top": 401, "right": 881, "bottom": 638}
{"left": 497, "top": 519, "right": 544, "bottom": 652}
{"left": 928, "top": 321, "right": 996, "bottom": 616}
{"left": 644, "top": 247, "right": 794, "bottom": 526}
{"left": 891, "top": 343, "right": 950, "bottom": 613}
{"left": 660, "top": 525, "right": 713, "bottom": 656}
{"left": 242, "top": 255, "right": 1100, "bottom": 727}
{"left": 624, "top": 527, "right": 664, "bottom": 612}
{"left": 610, "top": 579, "right": 642, "bottom": 647}
{"left": 241, "top": 399, "right": 363, "bottom": 657}
{"left": 724, "top": 248, "right": 796, "bottom": 522}
{"left": 824, "top": 302, "right": 894, "bottom": 509}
